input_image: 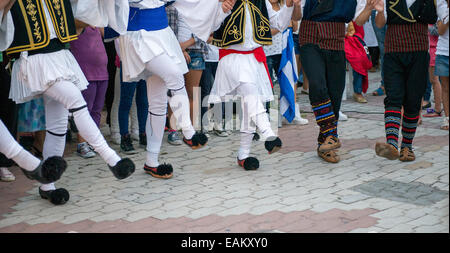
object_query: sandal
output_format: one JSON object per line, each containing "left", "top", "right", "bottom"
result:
{"left": 423, "top": 109, "right": 442, "bottom": 118}
{"left": 317, "top": 149, "right": 340, "bottom": 163}
{"left": 318, "top": 136, "right": 341, "bottom": 152}
{"left": 399, "top": 147, "right": 415, "bottom": 162}
{"left": 372, "top": 87, "right": 385, "bottom": 96}
{"left": 441, "top": 117, "right": 449, "bottom": 130}
{"left": 375, "top": 142, "right": 400, "bottom": 160}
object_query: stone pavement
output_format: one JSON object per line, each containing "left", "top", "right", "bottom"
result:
{"left": 0, "top": 71, "right": 448, "bottom": 233}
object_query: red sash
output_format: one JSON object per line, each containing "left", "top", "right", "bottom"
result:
{"left": 219, "top": 47, "right": 273, "bottom": 88}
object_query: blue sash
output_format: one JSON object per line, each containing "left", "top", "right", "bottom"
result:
{"left": 127, "top": 6, "right": 169, "bottom": 32}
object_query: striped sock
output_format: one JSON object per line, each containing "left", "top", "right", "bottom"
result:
{"left": 385, "top": 109, "right": 402, "bottom": 149}
{"left": 312, "top": 99, "right": 338, "bottom": 145}
{"left": 401, "top": 113, "right": 419, "bottom": 150}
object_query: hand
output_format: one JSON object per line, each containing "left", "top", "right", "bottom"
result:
{"left": 373, "top": 0, "right": 384, "bottom": 12}
{"left": 221, "top": 0, "right": 236, "bottom": 13}
{"left": 183, "top": 51, "right": 191, "bottom": 64}
{"left": 286, "top": 0, "right": 301, "bottom": 7}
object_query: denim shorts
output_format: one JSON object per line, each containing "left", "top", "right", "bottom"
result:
{"left": 293, "top": 34, "right": 301, "bottom": 55}
{"left": 187, "top": 50, "right": 206, "bottom": 70}
{"left": 435, "top": 55, "right": 449, "bottom": 77}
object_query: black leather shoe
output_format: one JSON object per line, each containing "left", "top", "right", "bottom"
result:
{"left": 109, "top": 158, "right": 135, "bottom": 180}
{"left": 21, "top": 156, "right": 67, "bottom": 184}
{"left": 39, "top": 188, "right": 70, "bottom": 205}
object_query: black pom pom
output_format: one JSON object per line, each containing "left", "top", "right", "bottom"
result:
{"left": 110, "top": 158, "right": 135, "bottom": 180}
{"left": 49, "top": 188, "right": 70, "bottom": 205}
{"left": 158, "top": 163, "right": 174, "bottom": 175}
{"left": 41, "top": 156, "right": 67, "bottom": 183}
{"left": 265, "top": 137, "right": 282, "bottom": 153}
{"left": 244, "top": 157, "right": 260, "bottom": 171}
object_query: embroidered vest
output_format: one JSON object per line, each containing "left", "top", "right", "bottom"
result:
{"left": 386, "top": 0, "right": 437, "bottom": 25}
{"left": 212, "top": 0, "right": 272, "bottom": 48}
{"left": 6, "top": 0, "right": 77, "bottom": 56}
{"left": 303, "top": 0, "right": 357, "bottom": 23}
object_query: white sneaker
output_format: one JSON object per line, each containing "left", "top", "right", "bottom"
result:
{"left": 339, "top": 111, "right": 348, "bottom": 121}
{"left": 293, "top": 117, "right": 309, "bottom": 125}
{"left": 0, "top": 167, "right": 15, "bottom": 182}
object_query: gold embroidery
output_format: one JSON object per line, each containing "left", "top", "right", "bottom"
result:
{"left": 7, "top": 0, "right": 50, "bottom": 55}
{"left": 51, "top": 0, "right": 66, "bottom": 36}
{"left": 25, "top": 0, "right": 42, "bottom": 42}
{"left": 228, "top": 25, "right": 241, "bottom": 39}
{"left": 257, "top": 20, "right": 269, "bottom": 37}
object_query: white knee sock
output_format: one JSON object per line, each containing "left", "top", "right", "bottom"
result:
{"left": 73, "top": 108, "right": 121, "bottom": 167}
{"left": 0, "top": 120, "right": 41, "bottom": 172}
{"left": 238, "top": 132, "right": 254, "bottom": 160}
{"left": 253, "top": 112, "right": 276, "bottom": 140}
{"left": 168, "top": 88, "right": 195, "bottom": 139}
{"left": 146, "top": 113, "right": 166, "bottom": 167}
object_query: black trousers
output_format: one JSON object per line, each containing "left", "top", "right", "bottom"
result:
{"left": 0, "top": 59, "right": 18, "bottom": 167}
{"left": 104, "top": 41, "right": 117, "bottom": 126}
{"left": 383, "top": 51, "right": 429, "bottom": 116}
{"left": 299, "top": 44, "right": 346, "bottom": 119}
{"left": 369, "top": 46, "right": 380, "bottom": 67}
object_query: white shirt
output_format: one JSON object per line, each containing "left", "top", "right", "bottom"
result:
{"left": 128, "top": 0, "right": 168, "bottom": 9}
{"left": 364, "top": 18, "right": 378, "bottom": 47}
{"left": 436, "top": 0, "right": 449, "bottom": 56}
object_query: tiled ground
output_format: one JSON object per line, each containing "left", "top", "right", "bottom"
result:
{"left": 0, "top": 71, "right": 448, "bottom": 233}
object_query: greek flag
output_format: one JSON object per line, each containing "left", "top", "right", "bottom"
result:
{"left": 278, "top": 28, "right": 298, "bottom": 123}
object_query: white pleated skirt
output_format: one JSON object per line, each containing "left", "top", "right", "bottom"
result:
{"left": 9, "top": 49, "right": 89, "bottom": 104}
{"left": 208, "top": 53, "right": 274, "bottom": 104}
{"left": 118, "top": 27, "right": 188, "bottom": 83}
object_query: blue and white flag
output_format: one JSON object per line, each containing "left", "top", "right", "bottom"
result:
{"left": 278, "top": 28, "right": 298, "bottom": 123}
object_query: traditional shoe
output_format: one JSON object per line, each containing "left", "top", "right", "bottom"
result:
{"left": 237, "top": 157, "right": 260, "bottom": 170}
{"left": 353, "top": 93, "right": 368, "bottom": 103}
{"left": 21, "top": 156, "right": 67, "bottom": 184}
{"left": 183, "top": 132, "right": 208, "bottom": 150}
{"left": 265, "top": 137, "right": 282, "bottom": 154}
{"left": 144, "top": 164, "right": 173, "bottom": 179}
{"left": 375, "top": 142, "right": 400, "bottom": 160}
{"left": 318, "top": 136, "right": 341, "bottom": 152}
{"left": 39, "top": 188, "right": 70, "bottom": 205}
{"left": 253, "top": 133, "right": 260, "bottom": 141}
{"left": 399, "top": 147, "right": 415, "bottom": 162}
{"left": 317, "top": 149, "right": 340, "bottom": 163}
{"left": 109, "top": 158, "right": 135, "bottom": 180}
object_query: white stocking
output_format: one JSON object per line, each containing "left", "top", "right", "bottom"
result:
{"left": 0, "top": 120, "right": 41, "bottom": 172}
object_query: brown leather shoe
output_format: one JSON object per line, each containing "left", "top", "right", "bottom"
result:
{"left": 375, "top": 142, "right": 400, "bottom": 160}
{"left": 319, "top": 136, "right": 341, "bottom": 152}
{"left": 318, "top": 149, "right": 340, "bottom": 163}
{"left": 399, "top": 147, "right": 415, "bottom": 162}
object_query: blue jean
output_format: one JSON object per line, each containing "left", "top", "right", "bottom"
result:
{"left": 372, "top": 10, "right": 386, "bottom": 87}
{"left": 353, "top": 70, "right": 364, "bottom": 94}
{"left": 119, "top": 69, "right": 149, "bottom": 136}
